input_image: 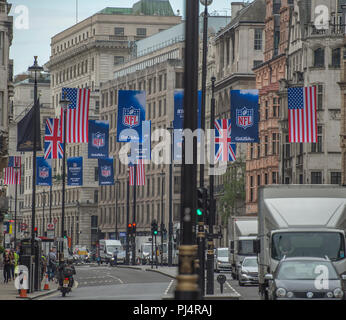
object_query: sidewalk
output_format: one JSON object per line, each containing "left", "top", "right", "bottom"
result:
{"left": 0, "top": 272, "right": 58, "bottom": 300}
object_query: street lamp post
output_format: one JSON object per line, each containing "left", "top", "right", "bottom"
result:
{"left": 114, "top": 180, "right": 120, "bottom": 240}
{"left": 60, "top": 93, "right": 70, "bottom": 263}
{"left": 126, "top": 168, "right": 130, "bottom": 265}
{"left": 28, "top": 56, "right": 43, "bottom": 291}
{"left": 14, "top": 164, "right": 19, "bottom": 248}
{"left": 160, "top": 170, "right": 165, "bottom": 267}
{"left": 42, "top": 190, "right": 46, "bottom": 237}
{"left": 132, "top": 163, "right": 137, "bottom": 266}
{"left": 167, "top": 124, "right": 174, "bottom": 267}
{"left": 174, "top": 0, "right": 200, "bottom": 300}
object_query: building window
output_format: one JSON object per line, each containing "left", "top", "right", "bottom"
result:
{"left": 253, "top": 60, "right": 263, "bottom": 68}
{"left": 174, "top": 176, "right": 181, "bottom": 194}
{"left": 264, "top": 136, "right": 268, "bottom": 156}
{"left": 137, "top": 28, "right": 147, "bottom": 36}
{"left": 114, "top": 56, "right": 124, "bottom": 65}
{"left": 316, "top": 84, "right": 323, "bottom": 110}
{"left": 264, "top": 173, "right": 268, "bottom": 185}
{"left": 114, "top": 27, "right": 124, "bottom": 36}
{"left": 254, "top": 29, "right": 262, "bottom": 50}
{"left": 257, "top": 174, "right": 261, "bottom": 186}
{"left": 331, "top": 172, "right": 341, "bottom": 185}
{"left": 272, "top": 133, "right": 279, "bottom": 155}
{"left": 272, "top": 172, "right": 277, "bottom": 184}
{"left": 311, "top": 126, "right": 323, "bottom": 153}
{"left": 311, "top": 171, "right": 322, "bottom": 184}
{"left": 314, "top": 48, "right": 325, "bottom": 67}
{"left": 250, "top": 176, "right": 254, "bottom": 202}
{"left": 332, "top": 48, "right": 341, "bottom": 67}
{"left": 94, "top": 191, "right": 98, "bottom": 204}
{"left": 175, "top": 73, "right": 184, "bottom": 89}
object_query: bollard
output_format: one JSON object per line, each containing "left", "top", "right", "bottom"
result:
{"left": 217, "top": 274, "right": 226, "bottom": 294}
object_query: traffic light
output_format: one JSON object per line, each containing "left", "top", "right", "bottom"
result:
{"left": 127, "top": 223, "right": 133, "bottom": 235}
{"left": 197, "top": 187, "right": 207, "bottom": 223}
{"left": 151, "top": 220, "right": 158, "bottom": 236}
{"left": 34, "top": 227, "right": 38, "bottom": 237}
{"left": 132, "top": 222, "right": 136, "bottom": 233}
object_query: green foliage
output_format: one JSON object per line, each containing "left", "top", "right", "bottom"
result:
{"left": 219, "top": 158, "right": 246, "bottom": 226}
{"left": 0, "top": 245, "right": 4, "bottom": 254}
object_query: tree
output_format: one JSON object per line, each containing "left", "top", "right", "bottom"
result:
{"left": 218, "top": 158, "right": 246, "bottom": 226}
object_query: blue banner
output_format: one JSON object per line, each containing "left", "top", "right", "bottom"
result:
{"left": 67, "top": 157, "right": 83, "bottom": 186}
{"left": 117, "top": 90, "right": 146, "bottom": 143}
{"left": 88, "top": 120, "right": 109, "bottom": 158}
{"left": 230, "top": 90, "right": 259, "bottom": 143}
{"left": 173, "top": 90, "right": 202, "bottom": 160}
{"left": 130, "top": 120, "right": 151, "bottom": 162}
{"left": 98, "top": 158, "right": 114, "bottom": 186}
{"left": 36, "top": 157, "right": 52, "bottom": 186}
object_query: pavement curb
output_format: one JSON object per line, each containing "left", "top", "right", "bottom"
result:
{"left": 162, "top": 294, "right": 240, "bottom": 300}
{"left": 116, "top": 265, "right": 143, "bottom": 271}
{"left": 145, "top": 268, "right": 176, "bottom": 279}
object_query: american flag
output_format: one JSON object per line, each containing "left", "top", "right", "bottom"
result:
{"left": 3, "top": 167, "right": 20, "bottom": 185}
{"left": 215, "top": 119, "right": 237, "bottom": 162}
{"left": 44, "top": 118, "right": 64, "bottom": 159}
{"left": 129, "top": 160, "right": 145, "bottom": 186}
{"left": 8, "top": 156, "right": 21, "bottom": 168}
{"left": 61, "top": 88, "right": 90, "bottom": 143}
{"left": 288, "top": 87, "right": 317, "bottom": 143}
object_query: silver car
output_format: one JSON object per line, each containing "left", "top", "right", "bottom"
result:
{"left": 238, "top": 256, "right": 259, "bottom": 286}
{"left": 266, "top": 257, "right": 346, "bottom": 300}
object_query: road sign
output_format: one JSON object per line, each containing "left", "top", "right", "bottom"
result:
{"left": 47, "top": 223, "right": 54, "bottom": 231}
{"left": 47, "top": 230, "right": 54, "bottom": 239}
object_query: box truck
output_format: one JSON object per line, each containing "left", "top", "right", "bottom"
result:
{"left": 229, "top": 216, "right": 258, "bottom": 279}
{"left": 257, "top": 185, "right": 346, "bottom": 300}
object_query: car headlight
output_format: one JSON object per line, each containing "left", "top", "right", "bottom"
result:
{"left": 327, "top": 292, "right": 334, "bottom": 298}
{"left": 286, "top": 291, "right": 293, "bottom": 298}
{"left": 333, "top": 288, "right": 343, "bottom": 298}
{"left": 276, "top": 288, "right": 287, "bottom": 298}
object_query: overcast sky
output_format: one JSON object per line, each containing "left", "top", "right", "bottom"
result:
{"left": 9, "top": 0, "right": 234, "bottom": 75}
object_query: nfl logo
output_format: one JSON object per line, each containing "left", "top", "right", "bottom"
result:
{"left": 92, "top": 132, "right": 105, "bottom": 148}
{"left": 123, "top": 107, "right": 140, "bottom": 128}
{"left": 39, "top": 167, "right": 49, "bottom": 178}
{"left": 101, "top": 166, "right": 111, "bottom": 177}
{"left": 236, "top": 107, "right": 254, "bottom": 129}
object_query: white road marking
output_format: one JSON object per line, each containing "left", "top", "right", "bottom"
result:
{"left": 106, "top": 274, "right": 124, "bottom": 284}
{"left": 164, "top": 280, "right": 174, "bottom": 295}
{"left": 226, "top": 281, "right": 241, "bottom": 297}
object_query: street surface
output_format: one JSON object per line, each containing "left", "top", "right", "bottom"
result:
{"left": 37, "top": 265, "right": 259, "bottom": 300}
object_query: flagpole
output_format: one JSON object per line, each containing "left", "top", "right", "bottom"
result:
{"left": 132, "top": 163, "right": 137, "bottom": 265}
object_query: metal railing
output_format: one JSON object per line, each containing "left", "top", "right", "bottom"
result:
{"left": 308, "top": 23, "right": 346, "bottom": 36}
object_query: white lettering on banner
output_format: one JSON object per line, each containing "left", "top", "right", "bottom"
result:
{"left": 14, "top": 5, "right": 29, "bottom": 30}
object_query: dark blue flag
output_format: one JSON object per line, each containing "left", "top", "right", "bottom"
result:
{"left": 67, "top": 157, "right": 83, "bottom": 186}
{"left": 36, "top": 157, "right": 52, "bottom": 186}
{"left": 230, "top": 90, "right": 259, "bottom": 143}
{"left": 117, "top": 90, "right": 146, "bottom": 143}
{"left": 88, "top": 120, "right": 109, "bottom": 158}
{"left": 98, "top": 158, "right": 114, "bottom": 186}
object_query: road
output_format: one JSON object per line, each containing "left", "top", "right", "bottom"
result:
{"left": 38, "top": 265, "right": 259, "bottom": 300}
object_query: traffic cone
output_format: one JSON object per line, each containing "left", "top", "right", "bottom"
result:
{"left": 19, "top": 289, "right": 27, "bottom": 298}
{"left": 43, "top": 273, "right": 50, "bottom": 290}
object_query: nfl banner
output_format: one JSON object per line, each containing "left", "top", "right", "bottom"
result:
{"left": 88, "top": 120, "right": 109, "bottom": 158}
{"left": 36, "top": 157, "right": 52, "bottom": 186}
{"left": 98, "top": 158, "right": 114, "bottom": 186}
{"left": 117, "top": 90, "right": 146, "bottom": 143}
{"left": 67, "top": 157, "right": 83, "bottom": 186}
{"left": 130, "top": 120, "right": 151, "bottom": 161}
{"left": 230, "top": 90, "right": 259, "bottom": 143}
{"left": 173, "top": 90, "right": 202, "bottom": 161}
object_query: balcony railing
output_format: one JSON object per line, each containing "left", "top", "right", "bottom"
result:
{"left": 308, "top": 23, "right": 346, "bottom": 37}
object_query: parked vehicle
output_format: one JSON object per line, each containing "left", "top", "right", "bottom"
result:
{"left": 99, "top": 240, "right": 123, "bottom": 264}
{"left": 266, "top": 257, "right": 346, "bottom": 300}
{"left": 238, "top": 256, "right": 258, "bottom": 286}
{"left": 214, "top": 247, "right": 231, "bottom": 273}
{"left": 140, "top": 242, "right": 152, "bottom": 265}
{"left": 229, "top": 216, "right": 258, "bottom": 279}
{"left": 257, "top": 185, "right": 346, "bottom": 300}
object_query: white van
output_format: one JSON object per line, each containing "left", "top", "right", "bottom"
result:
{"left": 99, "top": 240, "right": 123, "bottom": 264}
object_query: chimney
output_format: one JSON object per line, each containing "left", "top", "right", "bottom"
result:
{"left": 231, "top": 1, "right": 246, "bottom": 19}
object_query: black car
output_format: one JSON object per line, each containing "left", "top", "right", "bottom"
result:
{"left": 266, "top": 257, "right": 346, "bottom": 300}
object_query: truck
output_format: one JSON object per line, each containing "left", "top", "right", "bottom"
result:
{"left": 229, "top": 215, "right": 258, "bottom": 279}
{"left": 257, "top": 185, "right": 346, "bottom": 300}
{"left": 99, "top": 239, "right": 123, "bottom": 264}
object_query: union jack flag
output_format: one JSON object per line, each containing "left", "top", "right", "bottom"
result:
{"left": 61, "top": 87, "right": 90, "bottom": 143}
{"left": 215, "top": 119, "right": 237, "bottom": 162}
{"left": 44, "top": 118, "right": 64, "bottom": 159}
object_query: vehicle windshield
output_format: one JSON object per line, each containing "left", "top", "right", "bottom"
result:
{"left": 107, "top": 245, "right": 122, "bottom": 253}
{"left": 272, "top": 232, "right": 345, "bottom": 261}
{"left": 243, "top": 258, "right": 258, "bottom": 268}
{"left": 276, "top": 260, "right": 339, "bottom": 280}
{"left": 218, "top": 249, "right": 229, "bottom": 258}
{"left": 238, "top": 240, "right": 255, "bottom": 255}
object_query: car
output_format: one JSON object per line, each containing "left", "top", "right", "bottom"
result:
{"left": 214, "top": 248, "right": 232, "bottom": 273}
{"left": 265, "top": 257, "right": 346, "bottom": 300}
{"left": 238, "top": 256, "right": 258, "bottom": 286}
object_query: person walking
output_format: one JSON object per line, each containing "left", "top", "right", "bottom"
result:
{"left": 48, "top": 248, "right": 57, "bottom": 281}
{"left": 9, "top": 250, "right": 15, "bottom": 281}
{"left": 3, "top": 252, "right": 11, "bottom": 283}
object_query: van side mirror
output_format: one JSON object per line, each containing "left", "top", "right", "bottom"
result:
{"left": 254, "top": 239, "right": 260, "bottom": 254}
{"left": 265, "top": 274, "right": 273, "bottom": 281}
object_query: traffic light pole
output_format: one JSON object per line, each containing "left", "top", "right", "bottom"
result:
{"left": 126, "top": 172, "right": 130, "bottom": 265}
{"left": 155, "top": 233, "right": 158, "bottom": 269}
{"left": 206, "top": 76, "right": 216, "bottom": 295}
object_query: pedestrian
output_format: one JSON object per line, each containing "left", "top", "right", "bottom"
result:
{"left": 41, "top": 252, "right": 47, "bottom": 282}
{"left": 112, "top": 248, "right": 118, "bottom": 266}
{"left": 48, "top": 247, "right": 57, "bottom": 281}
{"left": 9, "top": 250, "right": 15, "bottom": 281}
{"left": 3, "top": 252, "right": 11, "bottom": 283}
